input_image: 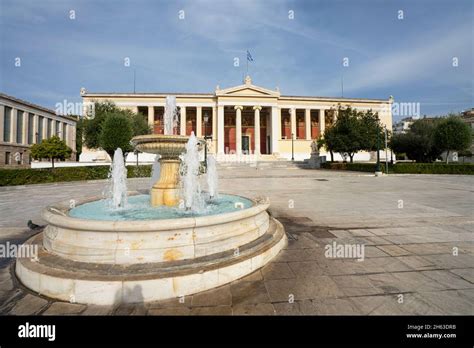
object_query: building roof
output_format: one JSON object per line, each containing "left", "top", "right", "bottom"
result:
{"left": 81, "top": 91, "right": 389, "bottom": 103}
{"left": 0, "top": 92, "right": 77, "bottom": 122}
{"left": 80, "top": 76, "right": 390, "bottom": 103}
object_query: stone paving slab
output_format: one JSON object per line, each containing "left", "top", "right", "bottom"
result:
{"left": 43, "top": 302, "right": 86, "bottom": 315}
{"left": 8, "top": 294, "right": 49, "bottom": 315}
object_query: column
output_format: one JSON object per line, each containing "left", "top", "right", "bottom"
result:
{"left": 133, "top": 106, "right": 139, "bottom": 114}
{"left": 196, "top": 106, "right": 202, "bottom": 137}
{"left": 234, "top": 105, "right": 243, "bottom": 155}
{"left": 0, "top": 105, "right": 5, "bottom": 142}
{"left": 290, "top": 108, "right": 296, "bottom": 139}
{"left": 42, "top": 117, "right": 47, "bottom": 140}
{"left": 32, "top": 115, "right": 38, "bottom": 144}
{"left": 11, "top": 108, "right": 17, "bottom": 143}
{"left": 71, "top": 124, "right": 76, "bottom": 158}
{"left": 305, "top": 109, "right": 311, "bottom": 140}
{"left": 211, "top": 106, "right": 217, "bottom": 153}
{"left": 319, "top": 109, "right": 325, "bottom": 135}
{"left": 217, "top": 105, "right": 224, "bottom": 154}
{"left": 271, "top": 107, "right": 280, "bottom": 154}
{"left": 253, "top": 106, "right": 262, "bottom": 155}
{"left": 147, "top": 106, "right": 154, "bottom": 128}
{"left": 63, "top": 123, "right": 68, "bottom": 144}
{"left": 51, "top": 118, "right": 56, "bottom": 138}
{"left": 22, "top": 111, "right": 28, "bottom": 145}
{"left": 180, "top": 106, "right": 186, "bottom": 135}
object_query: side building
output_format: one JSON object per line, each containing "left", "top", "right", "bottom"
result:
{"left": 0, "top": 93, "right": 77, "bottom": 167}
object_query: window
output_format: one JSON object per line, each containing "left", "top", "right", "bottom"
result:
{"left": 62, "top": 123, "right": 67, "bottom": 141}
{"left": 38, "top": 116, "right": 44, "bottom": 143}
{"left": 296, "top": 110, "right": 305, "bottom": 139}
{"left": 5, "top": 152, "right": 10, "bottom": 165}
{"left": 16, "top": 110, "right": 23, "bottom": 144}
{"left": 4, "top": 106, "right": 11, "bottom": 142}
{"left": 280, "top": 109, "right": 291, "bottom": 139}
{"left": 28, "top": 114, "right": 34, "bottom": 144}
{"left": 310, "top": 110, "right": 320, "bottom": 139}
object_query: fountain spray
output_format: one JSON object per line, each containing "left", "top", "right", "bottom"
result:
{"left": 104, "top": 148, "right": 128, "bottom": 209}
{"left": 180, "top": 132, "right": 204, "bottom": 211}
{"left": 206, "top": 155, "right": 219, "bottom": 199}
{"left": 164, "top": 96, "right": 179, "bottom": 135}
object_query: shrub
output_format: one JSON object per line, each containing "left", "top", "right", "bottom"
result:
{"left": 321, "top": 162, "right": 474, "bottom": 175}
{"left": 0, "top": 165, "right": 153, "bottom": 186}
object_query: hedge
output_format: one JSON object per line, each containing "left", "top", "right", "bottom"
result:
{"left": 321, "top": 162, "right": 474, "bottom": 175}
{"left": 0, "top": 165, "right": 153, "bottom": 186}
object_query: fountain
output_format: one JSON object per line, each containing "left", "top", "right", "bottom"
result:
{"left": 131, "top": 96, "right": 201, "bottom": 207}
{"left": 15, "top": 97, "right": 287, "bottom": 305}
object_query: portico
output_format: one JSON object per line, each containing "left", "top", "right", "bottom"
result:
{"left": 80, "top": 76, "right": 393, "bottom": 162}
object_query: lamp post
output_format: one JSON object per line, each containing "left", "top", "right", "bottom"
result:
{"left": 291, "top": 132, "right": 295, "bottom": 161}
{"left": 134, "top": 149, "right": 140, "bottom": 166}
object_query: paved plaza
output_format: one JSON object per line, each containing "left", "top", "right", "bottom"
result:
{"left": 0, "top": 164, "right": 473, "bottom": 315}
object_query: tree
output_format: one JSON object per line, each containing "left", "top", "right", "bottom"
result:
{"left": 129, "top": 110, "right": 151, "bottom": 136}
{"left": 83, "top": 101, "right": 117, "bottom": 149}
{"left": 30, "top": 136, "right": 72, "bottom": 169}
{"left": 390, "top": 118, "right": 442, "bottom": 162}
{"left": 99, "top": 114, "right": 133, "bottom": 159}
{"left": 319, "top": 107, "right": 384, "bottom": 163}
{"left": 433, "top": 116, "right": 472, "bottom": 163}
{"left": 319, "top": 126, "right": 337, "bottom": 162}
{"left": 70, "top": 115, "right": 84, "bottom": 161}
{"left": 83, "top": 101, "right": 151, "bottom": 159}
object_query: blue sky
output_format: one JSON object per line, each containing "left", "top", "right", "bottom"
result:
{"left": 0, "top": 0, "right": 472, "bottom": 120}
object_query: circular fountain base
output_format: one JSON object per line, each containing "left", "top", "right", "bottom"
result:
{"left": 15, "top": 193, "right": 287, "bottom": 304}
{"left": 16, "top": 218, "right": 286, "bottom": 305}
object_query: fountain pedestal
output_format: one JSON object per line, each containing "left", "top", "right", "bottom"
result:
{"left": 151, "top": 159, "right": 181, "bottom": 206}
{"left": 131, "top": 134, "right": 199, "bottom": 207}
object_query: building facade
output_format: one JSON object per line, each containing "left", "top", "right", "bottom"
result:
{"left": 0, "top": 93, "right": 77, "bottom": 167}
{"left": 81, "top": 76, "right": 393, "bottom": 162}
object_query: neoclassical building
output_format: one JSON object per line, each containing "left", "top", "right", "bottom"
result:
{"left": 81, "top": 76, "right": 392, "bottom": 162}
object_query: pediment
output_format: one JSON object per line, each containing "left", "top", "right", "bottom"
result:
{"left": 215, "top": 77, "right": 280, "bottom": 98}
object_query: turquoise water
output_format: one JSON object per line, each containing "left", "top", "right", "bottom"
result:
{"left": 68, "top": 194, "right": 253, "bottom": 221}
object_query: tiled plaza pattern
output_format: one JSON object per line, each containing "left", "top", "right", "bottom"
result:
{"left": 0, "top": 163, "right": 473, "bottom": 315}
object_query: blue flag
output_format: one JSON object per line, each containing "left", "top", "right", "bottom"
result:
{"left": 246, "top": 50, "right": 254, "bottom": 62}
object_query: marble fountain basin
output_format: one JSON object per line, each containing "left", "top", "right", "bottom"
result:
{"left": 15, "top": 192, "right": 287, "bottom": 305}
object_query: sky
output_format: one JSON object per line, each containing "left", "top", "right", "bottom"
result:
{"left": 0, "top": 0, "right": 472, "bottom": 121}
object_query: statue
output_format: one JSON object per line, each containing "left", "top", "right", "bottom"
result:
{"left": 311, "top": 140, "right": 319, "bottom": 155}
{"left": 307, "top": 140, "right": 325, "bottom": 169}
